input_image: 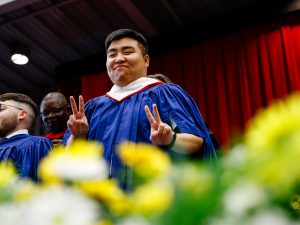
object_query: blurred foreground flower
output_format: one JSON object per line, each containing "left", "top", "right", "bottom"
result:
{"left": 39, "top": 140, "right": 108, "bottom": 183}
{"left": 245, "top": 93, "right": 300, "bottom": 155}
{"left": 244, "top": 93, "right": 300, "bottom": 199}
{"left": 21, "top": 186, "right": 99, "bottom": 225}
{"left": 118, "top": 142, "right": 171, "bottom": 180}
{"left": 0, "top": 162, "right": 16, "bottom": 187}
{"left": 130, "top": 179, "right": 173, "bottom": 216}
{"left": 79, "top": 179, "right": 130, "bottom": 215}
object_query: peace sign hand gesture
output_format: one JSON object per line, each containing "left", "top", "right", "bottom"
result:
{"left": 144, "top": 104, "right": 174, "bottom": 146}
{"left": 67, "top": 95, "right": 89, "bottom": 139}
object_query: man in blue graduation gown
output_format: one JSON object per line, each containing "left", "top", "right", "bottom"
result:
{"left": 0, "top": 93, "right": 53, "bottom": 181}
{"left": 63, "top": 29, "right": 217, "bottom": 189}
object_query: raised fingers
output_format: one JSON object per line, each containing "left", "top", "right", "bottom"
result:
{"left": 70, "top": 95, "right": 85, "bottom": 119}
{"left": 144, "top": 105, "right": 156, "bottom": 127}
{"left": 78, "top": 95, "right": 85, "bottom": 113}
{"left": 152, "top": 104, "right": 162, "bottom": 123}
{"left": 69, "top": 96, "right": 78, "bottom": 116}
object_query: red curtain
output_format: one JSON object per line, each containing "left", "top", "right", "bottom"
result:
{"left": 81, "top": 71, "right": 112, "bottom": 101}
{"left": 81, "top": 13, "right": 300, "bottom": 149}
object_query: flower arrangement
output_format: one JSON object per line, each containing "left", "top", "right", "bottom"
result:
{"left": 1, "top": 92, "right": 300, "bottom": 225}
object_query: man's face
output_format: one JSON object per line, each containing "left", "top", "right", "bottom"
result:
{"left": 106, "top": 37, "right": 149, "bottom": 86}
{"left": 40, "top": 98, "right": 69, "bottom": 133}
{"left": 0, "top": 101, "right": 19, "bottom": 137}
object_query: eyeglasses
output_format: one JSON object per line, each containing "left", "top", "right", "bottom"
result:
{"left": 40, "top": 105, "right": 67, "bottom": 117}
{"left": 0, "top": 103, "right": 23, "bottom": 111}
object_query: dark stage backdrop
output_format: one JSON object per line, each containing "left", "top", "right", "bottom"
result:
{"left": 80, "top": 13, "right": 300, "bottom": 149}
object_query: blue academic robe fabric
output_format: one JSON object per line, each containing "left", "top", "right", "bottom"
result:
{"left": 63, "top": 83, "right": 217, "bottom": 189}
{"left": 0, "top": 134, "right": 53, "bottom": 181}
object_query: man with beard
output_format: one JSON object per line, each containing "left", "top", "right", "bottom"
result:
{"left": 40, "top": 92, "right": 71, "bottom": 146}
{"left": 0, "top": 93, "right": 52, "bottom": 181}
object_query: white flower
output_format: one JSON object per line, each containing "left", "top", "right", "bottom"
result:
{"left": 115, "top": 215, "right": 151, "bottom": 225}
{"left": 21, "top": 186, "right": 99, "bottom": 225}
{"left": 223, "top": 144, "right": 248, "bottom": 169}
{"left": 0, "top": 203, "right": 22, "bottom": 225}
{"left": 223, "top": 180, "right": 267, "bottom": 216}
{"left": 53, "top": 157, "right": 109, "bottom": 181}
{"left": 206, "top": 216, "right": 241, "bottom": 225}
{"left": 206, "top": 208, "right": 298, "bottom": 225}
{"left": 247, "top": 208, "right": 296, "bottom": 225}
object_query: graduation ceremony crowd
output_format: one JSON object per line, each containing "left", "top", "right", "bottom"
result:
{"left": 0, "top": 29, "right": 219, "bottom": 189}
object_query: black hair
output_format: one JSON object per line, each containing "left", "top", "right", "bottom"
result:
{"left": 105, "top": 28, "right": 148, "bottom": 55}
{"left": 147, "top": 74, "right": 173, "bottom": 84}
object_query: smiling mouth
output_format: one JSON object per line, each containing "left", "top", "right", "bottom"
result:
{"left": 114, "top": 65, "right": 127, "bottom": 69}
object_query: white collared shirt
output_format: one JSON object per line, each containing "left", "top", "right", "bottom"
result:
{"left": 106, "top": 77, "right": 162, "bottom": 102}
{"left": 6, "top": 129, "right": 29, "bottom": 138}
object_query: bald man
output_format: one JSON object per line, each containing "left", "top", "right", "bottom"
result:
{"left": 0, "top": 93, "right": 52, "bottom": 181}
{"left": 40, "top": 92, "right": 71, "bottom": 145}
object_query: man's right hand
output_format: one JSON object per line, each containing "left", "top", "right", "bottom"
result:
{"left": 67, "top": 95, "right": 89, "bottom": 139}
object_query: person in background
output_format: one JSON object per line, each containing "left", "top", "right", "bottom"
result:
{"left": 63, "top": 28, "right": 218, "bottom": 190}
{"left": 0, "top": 93, "right": 52, "bottom": 181}
{"left": 40, "top": 92, "right": 71, "bottom": 145}
{"left": 147, "top": 73, "right": 173, "bottom": 84}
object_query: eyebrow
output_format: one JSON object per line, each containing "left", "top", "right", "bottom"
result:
{"left": 107, "top": 46, "right": 135, "bottom": 53}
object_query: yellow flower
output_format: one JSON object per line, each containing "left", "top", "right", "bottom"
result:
{"left": 39, "top": 146, "right": 66, "bottom": 184}
{"left": 243, "top": 92, "right": 300, "bottom": 197}
{"left": 79, "top": 179, "right": 131, "bottom": 214}
{"left": 39, "top": 140, "right": 106, "bottom": 184}
{"left": 245, "top": 92, "right": 300, "bottom": 157}
{"left": 118, "top": 142, "right": 171, "bottom": 179}
{"left": 130, "top": 180, "right": 173, "bottom": 216}
{"left": 247, "top": 146, "right": 300, "bottom": 197}
{"left": 290, "top": 194, "right": 300, "bottom": 213}
{"left": 94, "top": 219, "right": 113, "bottom": 225}
{"left": 176, "top": 164, "right": 214, "bottom": 196}
{"left": 14, "top": 180, "right": 38, "bottom": 202}
{"left": 0, "top": 162, "right": 17, "bottom": 186}
{"left": 66, "top": 139, "right": 104, "bottom": 157}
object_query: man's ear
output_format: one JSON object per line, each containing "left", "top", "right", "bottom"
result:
{"left": 18, "top": 110, "right": 27, "bottom": 120}
{"left": 144, "top": 54, "right": 150, "bottom": 67}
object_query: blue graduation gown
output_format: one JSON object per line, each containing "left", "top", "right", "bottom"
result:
{"left": 0, "top": 134, "right": 53, "bottom": 181}
{"left": 63, "top": 83, "right": 217, "bottom": 189}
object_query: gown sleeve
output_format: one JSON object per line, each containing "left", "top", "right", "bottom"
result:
{"left": 147, "top": 84, "right": 218, "bottom": 161}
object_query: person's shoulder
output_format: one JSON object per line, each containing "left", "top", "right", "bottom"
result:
{"left": 29, "top": 135, "right": 50, "bottom": 140}
{"left": 151, "top": 83, "right": 197, "bottom": 106}
{"left": 151, "top": 83, "right": 187, "bottom": 94}
{"left": 9, "top": 134, "right": 52, "bottom": 150}
{"left": 88, "top": 95, "right": 103, "bottom": 102}
{"left": 25, "top": 135, "right": 52, "bottom": 144}
{"left": 85, "top": 95, "right": 105, "bottom": 107}
{"left": 158, "top": 83, "right": 181, "bottom": 89}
